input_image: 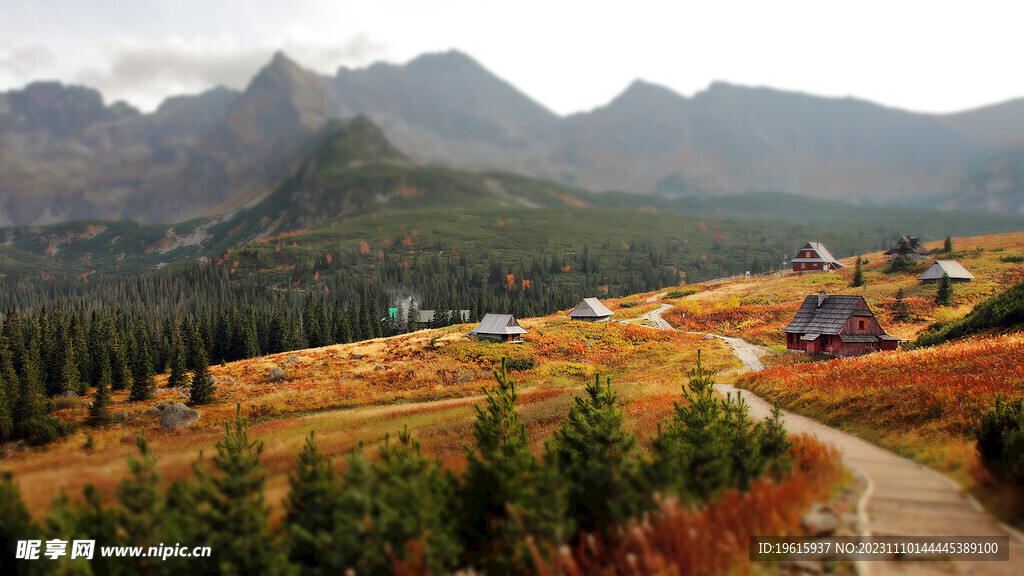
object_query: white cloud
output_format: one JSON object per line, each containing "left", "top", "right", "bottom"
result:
{"left": 0, "top": 44, "right": 58, "bottom": 80}
{"left": 73, "top": 33, "right": 390, "bottom": 111}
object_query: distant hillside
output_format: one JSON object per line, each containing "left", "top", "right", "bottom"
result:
{"left": 3, "top": 50, "right": 1024, "bottom": 225}
{"left": 1, "top": 116, "right": 1023, "bottom": 286}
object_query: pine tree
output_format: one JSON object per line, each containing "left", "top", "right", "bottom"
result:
{"left": 109, "top": 326, "right": 132, "bottom": 392}
{"left": 936, "top": 273, "right": 953, "bottom": 306}
{"left": 459, "top": 358, "right": 566, "bottom": 573}
{"left": 944, "top": 235, "right": 953, "bottom": 253}
{"left": 850, "top": 256, "right": 865, "bottom": 287}
{"left": 53, "top": 324, "right": 81, "bottom": 395}
{"left": 647, "top": 350, "right": 770, "bottom": 500}
{"left": 87, "top": 348, "right": 113, "bottom": 427}
{"left": 548, "top": 373, "right": 640, "bottom": 536}
{"left": 187, "top": 322, "right": 208, "bottom": 374}
{"left": 407, "top": 298, "right": 419, "bottom": 332}
{"left": 285, "top": 432, "right": 338, "bottom": 572}
{"left": 166, "top": 334, "right": 189, "bottom": 388}
{"left": 0, "top": 339, "right": 17, "bottom": 440}
{"left": 117, "top": 431, "right": 161, "bottom": 574}
{"left": 268, "top": 303, "right": 288, "bottom": 354}
{"left": 332, "top": 428, "right": 461, "bottom": 574}
{"left": 760, "top": 403, "right": 793, "bottom": 478}
{"left": 129, "top": 332, "right": 155, "bottom": 402}
{"left": 189, "top": 344, "right": 216, "bottom": 406}
{"left": 15, "top": 336, "right": 46, "bottom": 430}
{"left": 1, "top": 307, "right": 25, "bottom": 380}
{"left": 892, "top": 287, "right": 911, "bottom": 322}
{"left": 0, "top": 471, "right": 33, "bottom": 571}
{"left": 193, "top": 405, "right": 289, "bottom": 575}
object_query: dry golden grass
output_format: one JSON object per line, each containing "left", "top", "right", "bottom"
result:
{"left": 4, "top": 303, "right": 739, "bottom": 518}
{"left": 663, "top": 231, "right": 1024, "bottom": 345}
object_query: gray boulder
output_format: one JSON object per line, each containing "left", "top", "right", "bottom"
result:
{"left": 801, "top": 504, "right": 838, "bottom": 537}
{"left": 160, "top": 402, "right": 201, "bottom": 431}
{"left": 703, "top": 334, "right": 715, "bottom": 340}
{"left": 267, "top": 366, "right": 286, "bottom": 381}
{"left": 59, "top": 390, "right": 80, "bottom": 398}
{"left": 454, "top": 374, "right": 473, "bottom": 383}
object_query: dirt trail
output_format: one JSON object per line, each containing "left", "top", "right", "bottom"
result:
{"left": 640, "top": 291, "right": 674, "bottom": 330}
{"left": 642, "top": 295, "right": 1024, "bottom": 574}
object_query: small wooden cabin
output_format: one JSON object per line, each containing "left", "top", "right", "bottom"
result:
{"left": 883, "top": 236, "right": 930, "bottom": 261}
{"left": 782, "top": 292, "right": 898, "bottom": 356}
{"left": 468, "top": 314, "right": 528, "bottom": 343}
{"left": 917, "top": 260, "right": 975, "bottom": 284}
{"left": 791, "top": 242, "right": 844, "bottom": 272}
{"left": 567, "top": 298, "right": 614, "bottom": 322}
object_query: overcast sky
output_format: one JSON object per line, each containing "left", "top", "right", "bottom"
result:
{"left": 1, "top": 0, "right": 1021, "bottom": 115}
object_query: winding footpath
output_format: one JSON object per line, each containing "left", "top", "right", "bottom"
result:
{"left": 645, "top": 299, "right": 1024, "bottom": 575}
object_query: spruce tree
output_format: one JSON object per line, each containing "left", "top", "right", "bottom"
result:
{"left": 459, "top": 358, "right": 566, "bottom": 573}
{"left": 331, "top": 428, "right": 461, "bottom": 575}
{"left": 193, "top": 405, "right": 289, "bottom": 575}
{"left": 936, "top": 273, "right": 953, "bottom": 306}
{"left": 87, "top": 348, "right": 113, "bottom": 427}
{"left": 129, "top": 332, "right": 155, "bottom": 402}
{"left": 117, "top": 431, "right": 161, "bottom": 574}
{"left": 851, "top": 256, "right": 865, "bottom": 287}
{"left": 407, "top": 298, "right": 419, "bottom": 332}
{"left": 0, "top": 471, "right": 33, "bottom": 571}
{"left": 109, "top": 327, "right": 132, "bottom": 392}
{"left": 548, "top": 373, "right": 640, "bottom": 536}
{"left": 285, "top": 432, "right": 338, "bottom": 572}
{"left": 268, "top": 304, "right": 288, "bottom": 354}
{"left": 648, "top": 350, "right": 770, "bottom": 500}
{"left": 760, "top": 403, "right": 793, "bottom": 478}
{"left": 944, "top": 235, "right": 953, "bottom": 253}
{"left": 0, "top": 340, "right": 16, "bottom": 440}
{"left": 14, "top": 336, "right": 46, "bottom": 434}
{"left": 892, "top": 288, "right": 911, "bottom": 322}
{"left": 187, "top": 322, "right": 208, "bottom": 374}
{"left": 189, "top": 344, "right": 216, "bottom": 406}
{"left": 167, "top": 334, "right": 189, "bottom": 388}
{"left": 54, "top": 325, "right": 81, "bottom": 396}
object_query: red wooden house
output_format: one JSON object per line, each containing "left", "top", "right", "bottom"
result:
{"left": 791, "top": 242, "right": 844, "bottom": 272}
{"left": 782, "top": 292, "right": 898, "bottom": 356}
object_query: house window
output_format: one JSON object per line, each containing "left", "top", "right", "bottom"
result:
{"left": 858, "top": 319, "right": 866, "bottom": 330}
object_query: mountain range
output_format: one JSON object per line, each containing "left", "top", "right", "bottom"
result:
{"left": 2, "top": 49, "right": 1024, "bottom": 226}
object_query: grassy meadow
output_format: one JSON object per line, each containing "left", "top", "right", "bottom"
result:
{"left": 3, "top": 310, "right": 739, "bottom": 517}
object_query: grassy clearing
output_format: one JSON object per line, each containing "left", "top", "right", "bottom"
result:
{"left": 3, "top": 299, "right": 738, "bottom": 517}
{"left": 663, "top": 231, "right": 1024, "bottom": 345}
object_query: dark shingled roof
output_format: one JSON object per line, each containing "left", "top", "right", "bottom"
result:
{"left": 783, "top": 295, "right": 864, "bottom": 335}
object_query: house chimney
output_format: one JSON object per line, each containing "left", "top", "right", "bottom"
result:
{"left": 817, "top": 291, "right": 827, "bottom": 307}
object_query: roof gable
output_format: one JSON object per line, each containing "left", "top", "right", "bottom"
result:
{"left": 792, "top": 241, "right": 842, "bottom": 266}
{"left": 569, "top": 297, "right": 614, "bottom": 318}
{"left": 783, "top": 294, "right": 869, "bottom": 335}
{"left": 468, "top": 313, "right": 528, "bottom": 335}
{"left": 918, "top": 260, "right": 975, "bottom": 281}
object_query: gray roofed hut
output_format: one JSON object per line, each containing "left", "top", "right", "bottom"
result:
{"left": 782, "top": 291, "right": 898, "bottom": 356}
{"left": 918, "top": 260, "right": 975, "bottom": 284}
{"left": 567, "top": 298, "right": 614, "bottom": 322}
{"left": 883, "top": 236, "right": 930, "bottom": 261}
{"left": 791, "top": 242, "right": 845, "bottom": 272}
{"left": 467, "top": 314, "right": 528, "bottom": 343}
